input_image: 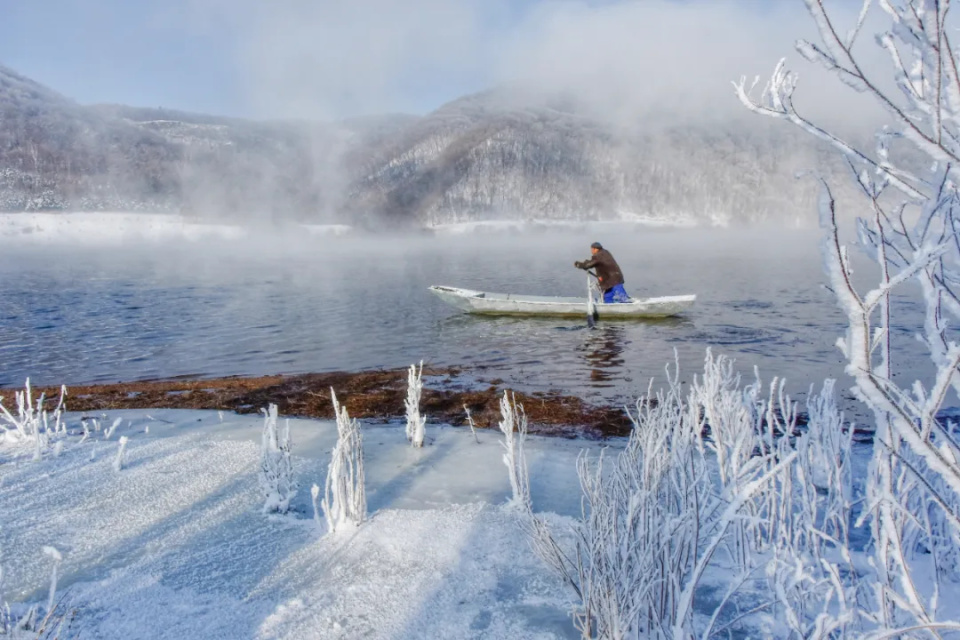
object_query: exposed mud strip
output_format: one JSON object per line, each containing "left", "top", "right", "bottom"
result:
{"left": 13, "top": 367, "right": 634, "bottom": 438}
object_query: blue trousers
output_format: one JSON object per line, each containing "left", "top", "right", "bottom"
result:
{"left": 603, "top": 284, "right": 630, "bottom": 303}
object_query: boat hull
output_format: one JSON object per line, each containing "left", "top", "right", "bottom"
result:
{"left": 429, "top": 286, "right": 695, "bottom": 319}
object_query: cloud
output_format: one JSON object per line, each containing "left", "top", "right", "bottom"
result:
{"left": 209, "top": 0, "right": 889, "bottom": 127}
{"left": 213, "top": 0, "right": 501, "bottom": 119}
{"left": 492, "top": 0, "right": 888, "bottom": 127}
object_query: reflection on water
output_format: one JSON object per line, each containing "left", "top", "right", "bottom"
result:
{"left": 579, "top": 326, "right": 628, "bottom": 386}
{"left": 0, "top": 228, "right": 924, "bottom": 406}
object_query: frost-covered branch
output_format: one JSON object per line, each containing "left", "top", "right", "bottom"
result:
{"left": 734, "top": 61, "right": 925, "bottom": 200}
{"left": 1, "top": 544, "right": 73, "bottom": 637}
{"left": 499, "top": 391, "right": 531, "bottom": 509}
{"left": 104, "top": 417, "right": 122, "bottom": 440}
{"left": 672, "top": 451, "right": 798, "bottom": 639}
{"left": 741, "top": 0, "right": 960, "bottom": 632}
{"left": 41, "top": 546, "right": 61, "bottom": 619}
{"left": 737, "top": 0, "right": 960, "bottom": 199}
{"left": 113, "top": 436, "right": 129, "bottom": 472}
{"left": 0, "top": 537, "right": 10, "bottom": 634}
{"left": 464, "top": 405, "right": 480, "bottom": 443}
{"left": 310, "top": 483, "right": 321, "bottom": 527}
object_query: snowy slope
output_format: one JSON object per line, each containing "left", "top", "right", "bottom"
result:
{"left": 0, "top": 409, "right": 604, "bottom": 639}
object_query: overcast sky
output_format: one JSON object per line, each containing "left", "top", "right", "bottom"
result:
{"left": 0, "top": 0, "right": 882, "bottom": 123}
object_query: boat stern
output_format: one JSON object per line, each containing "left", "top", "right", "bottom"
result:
{"left": 428, "top": 285, "right": 485, "bottom": 312}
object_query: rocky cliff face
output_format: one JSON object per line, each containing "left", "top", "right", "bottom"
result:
{"left": 0, "top": 65, "right": 849, "bottom": 227}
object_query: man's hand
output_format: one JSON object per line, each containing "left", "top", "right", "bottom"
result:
{"left": 574, "top": 260, "right": 584, "bottom": 269}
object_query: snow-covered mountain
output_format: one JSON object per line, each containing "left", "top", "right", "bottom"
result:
{"left": 344, "top": 90, "right": 849, "bottom": 228}
{"left": 0, "top": 65, "right": 851, "bottom": 228}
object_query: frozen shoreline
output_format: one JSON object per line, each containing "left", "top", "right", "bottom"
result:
{"left": 0, "top": 212, "right": 352, "bottom": 244}
{"left": 0, "top": 408, "right": 600, "bottom": 639}
{"left": 425, "top": 215, "right": 700, "bottom": 235}
{"left": 0, "top": 374, "right": 943, "bottom": 638}
{"left": 0, "top": 212, "right": 708, "bottom": 244}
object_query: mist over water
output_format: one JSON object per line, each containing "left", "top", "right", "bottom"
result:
{"left": 4, "top": 226, "right": 920, "bottom": 418}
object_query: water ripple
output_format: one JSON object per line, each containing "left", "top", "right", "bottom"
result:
{"left": 0, "top": 230, "right": 915, "bottom": 405}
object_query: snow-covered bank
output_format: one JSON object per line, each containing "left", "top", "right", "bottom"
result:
{"left": 0, "top": 212, "right": 717, "bottom": 244}
{"left": 0, "top": 409, "right": 600, "bottom": 639}
{"left": 299, "top": 224, "right": 352, "bottom": 237}
{"left": 2, "top": 347, "right": 956, "bottom": 638}
{"left": 425, "top": 215, "right": 699, "bottom": 235}
{"left": 0, "top": 213, "right": 353, "bottom": 244}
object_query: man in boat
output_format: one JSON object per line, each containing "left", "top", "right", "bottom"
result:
{"left": 574, "top": 242, "right": 631, "bottom": 303}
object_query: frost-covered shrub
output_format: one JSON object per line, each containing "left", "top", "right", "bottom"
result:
{"left": 322, "top": 390, "right": 366, "bottom": 533}
{"left": 526, "top": 352, "right": 860, "bottom": 639}
{"left": 404, "top": 361, "right": 426, "bottom": 448}
{"left": 258, "top": 403, "right": 297, "bottom": 514}
{"left": 759, "top": 379, "right": 858, "bottom": 638}
{"left": 0, "top": 380, "right": 67, "bottom": 458}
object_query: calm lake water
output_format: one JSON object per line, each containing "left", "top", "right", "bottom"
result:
{"left": 0, "top": 226, "right": 927, "bottom": 413}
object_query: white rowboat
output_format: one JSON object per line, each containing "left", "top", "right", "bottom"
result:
{"left": 429, "top": 285, "right": 695, "bottom": 319}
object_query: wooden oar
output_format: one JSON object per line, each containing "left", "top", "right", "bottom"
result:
{"left": 586, "top": 272, "right": 600, "bottom": 328}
